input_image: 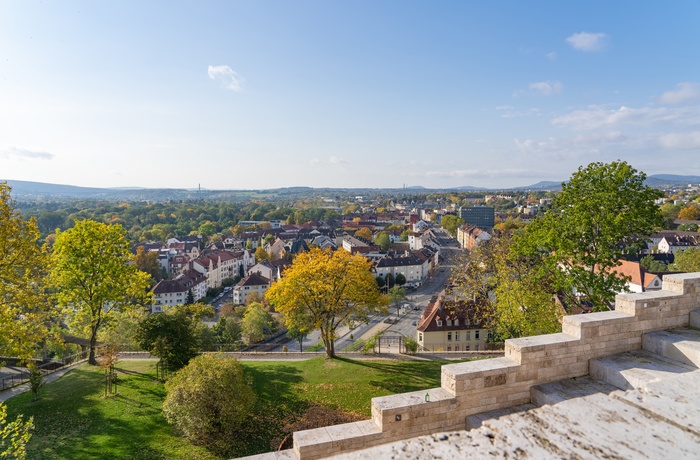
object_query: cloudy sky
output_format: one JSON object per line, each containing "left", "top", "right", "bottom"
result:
{"left": 1, "top": 1, "right": 699, "bottom": 189}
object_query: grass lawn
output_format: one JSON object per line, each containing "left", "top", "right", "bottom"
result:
{"left": 4, "top": 357, "right": 467, "bottom": 459}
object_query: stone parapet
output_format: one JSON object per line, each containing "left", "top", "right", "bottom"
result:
{"left": 284, "top": 273, "right": 700, "bottom": 460}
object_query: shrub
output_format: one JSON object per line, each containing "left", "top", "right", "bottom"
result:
{"left": 403, "top": 337, "right": 418, "bottom": 355}
{"left": 162, "top": 354, "right": 256, "bottom": 456}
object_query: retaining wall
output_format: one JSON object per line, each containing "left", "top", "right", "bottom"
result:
{"left": 291, "top": 273, "right": 700, "bottom": 460}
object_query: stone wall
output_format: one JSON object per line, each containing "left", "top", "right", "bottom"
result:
{"left": 292, "top": 273, "right": 700, "bottom": 460}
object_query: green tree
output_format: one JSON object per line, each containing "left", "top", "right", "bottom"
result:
{"left": 241, "top": 302, "right": 275, "bottom": 344}
{"left": 388, "top": 286, "right": 407, "bottom": 319}
{"left": 136, "top": 303, "right": 214, "bottom": 371}
{"left": 441, "top": 214, "right": 465, "bottom": 237}
{"left": 394, "top": 273, "right": 407, "bottom": 286}
{"left": 640, "top": 255, "right": 668, "bottom": 273}
{"left": 515, "top": 161, "right": 663, "bottom": 311}
{"left": 375, "top": 232, "right": 391, "bottom": 251}
{"left": 0, "top": 403, "right": 33, "bottom": 460}
{"left": 267, "top": 248, "right": 388, "bottom": 358}
{"left": 162, "top": 354, "right": 256, "bottom": 456}
{"left": 0, "top": 183, "right": 52, "bottom": 361}
{"left": 673, "top": 248, "right": 700, "bottom": 272}
{"left": 50, "top": 219, "right": 153, "bottom": 365}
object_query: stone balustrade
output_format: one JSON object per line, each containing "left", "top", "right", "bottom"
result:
{"left": 289, "top": 273, "right": 700, "bottom": 460}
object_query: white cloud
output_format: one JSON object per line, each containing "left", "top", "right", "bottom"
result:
{"left": 551, "top": 105, "right": 700, "bottom": 131}
{"left": 659, "top": 82, "right": 700, "bottom": 105}
{"left": 0, "top": 147, "right": 55, "bottom": 160}
{"left": 566, "top": 32, "right": 609, "bottom": 52}
{"left": 329, "top": 156, "right": 348, "bottom": 165}
{"left": 659, "top": 131, "right": 700, "bottom": 150}
{"left": 547, "top": 52, "right": 558, "bottom": 60}
{"left": 207, "top": 65, "right": 243, "bottom": 91}
{"left": 529, "top": 80, "right": 563, "bottom": 96}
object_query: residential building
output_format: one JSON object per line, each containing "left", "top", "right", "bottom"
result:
{"left": 610, "top": 260, "right": 663, "bottom": 293}
{"left": 456, "top": 224, "right": 492, "bottom": 250}
{"left": 151, "top": 269, "right": 207, "bottom": 313}
{"left": 232, "top": 272, "right": 271, "bottom": 305}
{"left": 375, "top": 253, "right": 428, "bottom": 286}
{"left": 416, "top": 295, "right": 488, "bottom": 352}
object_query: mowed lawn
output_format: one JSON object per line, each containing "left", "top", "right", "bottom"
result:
{"left": 4, "top": 357, "right": 462, "bottom": 459}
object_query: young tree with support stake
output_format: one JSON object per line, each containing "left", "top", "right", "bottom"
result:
{"left": 267, "top": 248, "right": 388, "bottom": 358}
{"left": 50, "top": 219, "right": 153, "bottom": 365}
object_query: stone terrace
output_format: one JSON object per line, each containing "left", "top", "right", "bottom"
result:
{"left": 240, "top": 272, "right": 700, "bottom": 460}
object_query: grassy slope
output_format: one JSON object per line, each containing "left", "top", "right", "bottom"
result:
{"left": 4, "top": 357, "right": 460, "bottom": 459}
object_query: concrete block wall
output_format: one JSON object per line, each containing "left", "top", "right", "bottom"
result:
{"left": 291, "top": 273, "right": 700, "bottom": 460}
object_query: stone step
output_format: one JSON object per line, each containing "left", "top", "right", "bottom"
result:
{"left": 690, "top": 309, "right": 700, "bottom": 328}
{"left": 530, "top": 375, "right": 617, "bottom": 407}
{"left": 465, "top": 403, "right": 535, "bottom": 430}
{"left": 590, "top": 348, "right": 696, "bottom": 391}
{"left": 643, "top": 328, "right": 700, "bottom": 368}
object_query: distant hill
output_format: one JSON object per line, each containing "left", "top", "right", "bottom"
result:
{"left": 645, "top": 174, "right": 700, "bottom": 187}
{"left": 511, "top": 181, "right": 562, "bottom": 191}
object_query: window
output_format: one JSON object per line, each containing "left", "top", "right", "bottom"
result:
{"left": 465, "top": 345, "right": 470, "bottom": 351}
{"left": 466, "top": 331, "right": 471, "bottom": 341}
{"left": 446, "top": 319, "right": 452, "bottom": 326}
{"left": 455, "top": 332, "right": 460, "bottom": 341}
{"left": 454, "top": 319, "right": 459, "bottom": 326}
{"left": 447, "top": 332, "right": 452, "bottom": 341}
{"left": 475, "top": 330, "right": 480, "bottom": 339}
{"left": 436, "top": 319, "right": 442, "bottom": 327}
{"left": 475, "top": 344, "right": 480, "bottom": 351}
{"left": 455, "top": 345, "right": 460, "bottom": 351}
{"left": 418, "top": 333, "right": 423, "bottom": 342}
{"left": 447, "top": 346, "right": 451, "bottom": 352}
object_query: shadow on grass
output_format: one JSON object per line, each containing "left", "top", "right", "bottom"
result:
{"left": 334, "top": 356, "right": 449, "bottom": 393}
{"left": 5, "top": 363, "right": 216, "bottom": 460}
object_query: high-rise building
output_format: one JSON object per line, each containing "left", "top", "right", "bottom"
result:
{"left": 458, "top": 205, "right": 495, "bottom": 228}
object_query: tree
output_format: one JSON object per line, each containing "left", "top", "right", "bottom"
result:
{"left": 0, "top": 183, "right": 52, "bottom": 361}
{"left": 388, "top": 287, "right": 407, "bottom": 319}
{"left": 50, "top": 219, "right": 153, "bottom": 365}
{"left": 162, "top": 354, "right": 256, "bottom": 456}
{"left": 515, "top": 161, "right": 663, "bottom": 311}
{"left": 375, "top": 232, "right": 391, "bottom": 251}
{"left": 254, "top": 246, "right": 270, "bottom": 262}
{"left": 136, "top": 303, "right": 213, "bottom": 371}
{"left": 266, "top": 248, "right": 388, "bottom": 358}
{"left": 354, "top": 227, "right": 373, "bottom": 241}
{"left": 395, "top": 273, "right": 407, "bottom": 286}
{"left": 678, "top": 205, "right": 700, "bottom": 221}
{"left": 673, "top": 248, "right": 700, "bottom": 272}
{"left": 134, "top": 246, "right": 161, "bottom": 283}
{"left": 375, "top": 276, "right": 386, "bottom": 289}
{"left": 0, "top": 403, "right": 33, "bottom": 460}
{"left": 640, "top": 255, "right": 668, "bottom": 273}
{"left": 441, "top": 214, "right": 465, "bottom": 237}
{"left": 241, "top": 302, "right": 276, "bottom": 344}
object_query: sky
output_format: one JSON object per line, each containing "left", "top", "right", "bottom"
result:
{"left": 1, "top": 1, "right": 700, "bottom": 190}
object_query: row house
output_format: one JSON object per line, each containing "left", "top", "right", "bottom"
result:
{"left": 657, "top": 233, "right": 700, "bottom": 254}
{"left": 151, "top": 269, "right": 207, "bottom": 313}
{"left": 248, "top": 258, "right": 290, "bottom": 283}
{"left": 416, "top": 295, "right": 489, "bottom": 352}
{"left": 456, "top": 225, "right": 492, "bottom": 251}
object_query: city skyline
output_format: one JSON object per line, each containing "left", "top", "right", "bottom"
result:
{"left": 1, "top": 1, "right": 699, "bottom": 190}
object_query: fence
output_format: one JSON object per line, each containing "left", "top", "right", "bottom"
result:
{"left": 0, "top": 350, "right": 88, "bottom": 391}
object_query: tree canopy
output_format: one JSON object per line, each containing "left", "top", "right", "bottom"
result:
{"left": 515, "top": 161, "right": 663, "bottom": 311}
{"left": 0, "top": 183, "right": 53, "bottom": 361}
{"left": 162, "top": 354, "right": 256, "bottom": 456}
{"left": 50, "top": 219, "right": 153, "bottom": 364}
{"left": 266, "top": 248, "right": 388, "bottom": 357}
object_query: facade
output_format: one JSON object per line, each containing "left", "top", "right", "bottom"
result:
{"left": 458, "top": 205, "right": 495, "bottom": 228}
{"left": 232, "top": 272, "right": 271, "bottom": 305}
{"left": 151, "top": 270, "right": 207, "bottom": 313}
{"left": 416, "top": 295, "right": 488, "bottom": 352}
{"left": 375, "top": 253, "right": 429, "bottom": 286}
{"left": 456, "top": 224, "right": 492, "bottom": 250}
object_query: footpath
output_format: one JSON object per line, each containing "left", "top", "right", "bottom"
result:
{"left": 0, "top": 364, "right": 81, "bottom": 403}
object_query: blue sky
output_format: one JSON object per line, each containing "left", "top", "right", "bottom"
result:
{"left": 1, "top": 1, "right": 699, "bottom": 190}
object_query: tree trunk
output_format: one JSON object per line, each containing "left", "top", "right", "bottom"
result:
{"left": 88, "top": 325, "right": 99, "bottom": 365}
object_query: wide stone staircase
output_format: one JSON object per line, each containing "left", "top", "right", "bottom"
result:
{"left": 377, "top": 321, "right": 700, "bottom": 459}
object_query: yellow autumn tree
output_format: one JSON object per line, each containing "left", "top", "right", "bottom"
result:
{"left": 266, "top": 248, "right": 388, "bottom": 358}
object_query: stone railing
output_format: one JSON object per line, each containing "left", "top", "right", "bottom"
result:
{"left": 291, "top": 273, "right": 700, "bottom": 460}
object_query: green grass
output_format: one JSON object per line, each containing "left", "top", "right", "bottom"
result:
{"left": 5, "top": 357, "right": 469, "bottom": 458}
{"left": 4, "top": 361, "right": 218, "bottom": 460}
